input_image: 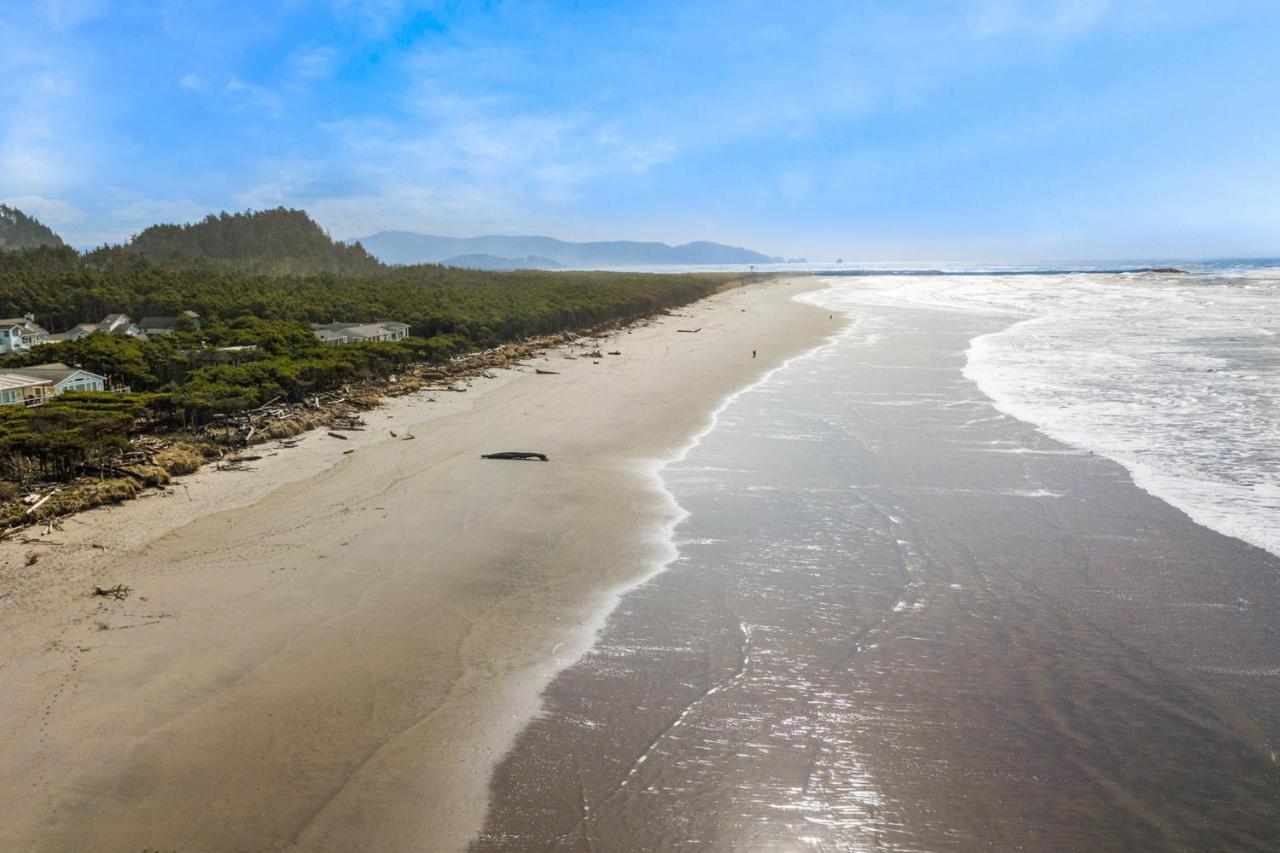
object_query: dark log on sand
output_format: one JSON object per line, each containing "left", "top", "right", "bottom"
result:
{"left": 92, "top": 584, "right": 131, "bottom": 600}
{"left": 327, "top": 432, "right": 349, "bottom": 440}
{"left": 677, "top": 328, "right": 701, "bottom": 333}
{"left": 535, "top": 369, "right": 560, "bottom": 375}
{"left": 607, "top": 350, "right": 621, "bottom": 355}
{"left": 481, "top": 452, "right": 549, "bottom": 462}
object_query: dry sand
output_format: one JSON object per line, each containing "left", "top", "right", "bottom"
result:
{"left": 0, "top": 276, "right": 834, "bottom": 852}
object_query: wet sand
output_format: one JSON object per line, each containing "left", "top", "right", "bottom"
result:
{"left": 477, "top": 296, "right": 1280, "bottom": 850}
{"left": 0, "top": 277, "right": 834, "bottom": 852}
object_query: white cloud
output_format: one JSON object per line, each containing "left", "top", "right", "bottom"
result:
{"left": 224, "top": 76, "right": 283, "bottom": 116}
{"left": 40, "top": 0, "right": 105, "bottom": 29}
{"left": 292, "top": 46, "right": 340, "bottom": 81}
{"left": 109, "top": 193, "right": 209, "bottom": 226}
{"left": 0, "top": 194, "right": 84, "bottom": 225}
{"left": 967, "top": 0, "right": 1111, "bottom": 39}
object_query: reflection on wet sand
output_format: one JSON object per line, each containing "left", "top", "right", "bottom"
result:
{"left": 476, "top": 302, "right": 1280, "bottom": 851}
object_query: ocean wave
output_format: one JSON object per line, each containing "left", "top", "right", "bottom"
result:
{"left": 808, "top": 269, "right": 1280, "bottom": 558}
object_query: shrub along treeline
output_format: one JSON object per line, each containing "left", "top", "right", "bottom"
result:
{"left": 0, "top": 244, "right": 733, "bottom": 483}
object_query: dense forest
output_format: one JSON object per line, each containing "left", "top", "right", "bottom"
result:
{"left": 0, "top": 205, "right": 66, "bottom": 251}
{"left": 85, "top": 208, "right": 382, "bottom": 276}
{"left": 0, "top": 207, "right": 735, "bottom": 487}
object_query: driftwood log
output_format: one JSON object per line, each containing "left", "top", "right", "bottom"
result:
{"left": 677, "top": 328, "right": 701, "bottom": 333}
{"left": 92, "top": 584, "right": 131, "bottom": 600}
{"left": 481, "top": 452, "right": 549, "bottom": 462}
{"left": 535, "top": 369, "right": 560, "bottom": 375}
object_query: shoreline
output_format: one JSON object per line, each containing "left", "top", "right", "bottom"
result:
{"left": 476, "top": 285, "right": 1280, "bottom": 850}
{"left": 0, "top": 276, "right": 836, "bottom": 852}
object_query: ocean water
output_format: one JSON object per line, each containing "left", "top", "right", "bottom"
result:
{"left": 811, "top": 267, "right": 1280, "bottom": 558}
{"left": 479, "top": 270, "right": 1280, "bottom": 850}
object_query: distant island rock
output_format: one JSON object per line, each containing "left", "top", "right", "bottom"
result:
{"left": 358, "top": 231, "right": 790, "bottom": 268}
{"left": 442, "top": 254, "right": 564, "bottom": 271}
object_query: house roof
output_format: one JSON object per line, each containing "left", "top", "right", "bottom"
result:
{"left": 0, "top": 373, "right": 53, "bottom": 391}
{"left": 342, "top": 323, "right": 398, "bottom": 338}
{"left": 312, "top": 328, "right": 350, "bottom": 342}
{"left": 0, "top": 317, "right": 48, "bottom": 335}
{"left": 5, "top": 362, "right": 104, "bottom": 385}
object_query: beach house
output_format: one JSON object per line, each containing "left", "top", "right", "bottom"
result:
{"left": 48, "top": 322, "right": 102, "bottom": 343}
{"left": 311, "top": 321, "right": 410, "bottom": 345}
{"left": 0, "top": 315, "right": 50, "bottom": 354}
{"left": 0, "top": 373, "right": 54, "bottom": 406}
{"left": 47, "top": 313, "right": 147, "bottom": 343}
{"left": 2, "top": 363, "right": 107, "bottom": 394}
{"left": 98, "top": 314, "right": 142, "bottom": 336}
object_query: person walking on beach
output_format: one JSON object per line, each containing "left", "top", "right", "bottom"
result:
{"left": 752, "top": 349, "right": 757, "bottom": 358}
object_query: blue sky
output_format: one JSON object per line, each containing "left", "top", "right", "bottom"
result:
{"left": 3, "top": 1, "right": 1279, "bottom": 261}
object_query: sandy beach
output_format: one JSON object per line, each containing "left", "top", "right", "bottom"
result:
{"left": 0, "top": 277, "right": 834, "bottom": 852}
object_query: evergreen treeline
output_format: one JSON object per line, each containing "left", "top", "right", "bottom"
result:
{"left": 0, "top": 243, "right": 724, "bottom": 347}
{"left": 0, "top": 205, "right": 66, "bottom": 251}
{"left": 85, "top": 208, "right": 382, "bottom": 276}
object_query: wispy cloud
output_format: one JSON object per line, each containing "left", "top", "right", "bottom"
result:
{"left": 968, "top": 0, "right": 1111, "bottom": 39}
{"left": 1, "top": 194, "right": 84, "bottom": 225}
{"left": 224, "top": 76, "right": 283, "bottom": 116}
{"left": 291, "top": 46, "right": 340, "bottom": 81}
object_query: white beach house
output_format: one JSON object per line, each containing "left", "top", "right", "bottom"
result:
{"left": 0, "top": 315, "right": 50, "bottom": 354}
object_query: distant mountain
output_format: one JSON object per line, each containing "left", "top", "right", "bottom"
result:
{"left": 359, "top": 231, "right": 789, "bottom": 267}
{"left": 95, "top": 208, "right": 382, "bottom": 276}
{"left": 0, "top": 204, "right": 66, "bottom": 251}
{"left": 442, "top": 253, "right": 563, "bottom": 271}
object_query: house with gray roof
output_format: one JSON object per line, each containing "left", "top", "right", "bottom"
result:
{"left": 311, "top": 321, "right": 409, "bottom": 345}
{"left": 3, "top": 362, "right": 106, "bottom": 394}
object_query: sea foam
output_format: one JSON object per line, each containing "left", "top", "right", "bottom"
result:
{"left": 807, "top": 268, "right": 1280, "bottom": 558}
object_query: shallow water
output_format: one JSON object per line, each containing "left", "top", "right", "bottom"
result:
{"left": 477, "top": 284, "right": 1280, "bottom": 851}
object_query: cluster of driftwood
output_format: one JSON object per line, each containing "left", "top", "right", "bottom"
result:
{"left": 92, "top": 583, "right": 130, "bottom": 600}
{"left": 0, "top": 492, "right": 65, "bottom": 542}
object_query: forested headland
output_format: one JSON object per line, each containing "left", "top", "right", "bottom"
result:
{"left": 0, "top": 207, "right": 738, "bottom": 506}
{"left": 0, "top": 205, "right": 66, "bottom": 251}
